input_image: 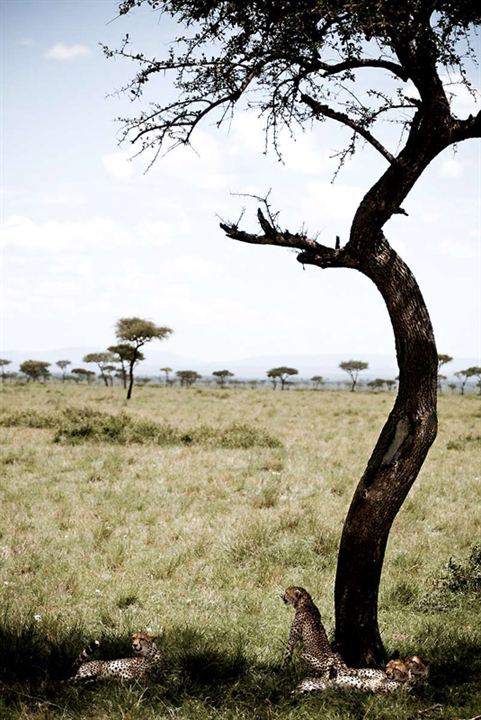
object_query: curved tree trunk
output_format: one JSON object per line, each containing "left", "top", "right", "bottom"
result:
{"left": 126, "top": 363, "right": 135, "bottom": 400}
{"left": 333, "top": 236, "right": 438, "bottom": 666}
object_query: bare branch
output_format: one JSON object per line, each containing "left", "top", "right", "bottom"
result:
{"left": 301, "top": 93, "right": 396, "bottom": 164}
{"left": 312, "top": 58, "right": 409, "bottom": 82}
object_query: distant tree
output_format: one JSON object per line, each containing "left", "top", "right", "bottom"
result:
{"left": 0, "top": 359, "right": 12, "bottom": 383}
{"left": 56, "top": 360, "right": 71, "bottom": 383}
{"left": 339, "top": 360, "right": 369, "bottom": 392}
{"left": 115, "top": 317, "right": 173, "bottom": 400}
{"left": 108, "top": 344, "right": 136, "bottom": 389}
{"left": 385, "top": 380, "right": 397, "bottom": 392}
{"left": 368, "top": 378, "right": 385, "bottom": 391}
{"left": 72, "top": 368, "right": 96, "bottom": 384}
{"left": 448, "top": 383, "right": 457, "bottom": 393}
{"left": 437, "top": 354, "right": 453, "bottom": 391}
{"left": 266, "top": 367, "right": 298, "bottom": 390}
{"left": 462, "top": 366, "right": 481, "bottom": 395}
{"left": 455, "top": 367, "right": 480, "bottom": 396}
{"left": 311, "top": 375, "right": 324, "bottom": 390}
{"left": 83, "top": 352, "right": 116, "bottom": 387}
{"left": 160, "top": 366, "right": 173, "bottom": 385}
{"left": 176, "top": 370, "right": 201, "bottom": 387}
{"left": 212, "top": 369, "right": 234, "bottom": 387}
{"left": 103, "top": 365, "right": 117, "bottom": 386}
{"left": 20, "top": 360, "right": 51, "bottom": 383}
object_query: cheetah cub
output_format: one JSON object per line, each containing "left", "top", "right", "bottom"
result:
{"left": 282, "top": 586, "right": 403, "bottom": 694}
{"left": 72, "top": 632, "right": 162, "bottom": 681}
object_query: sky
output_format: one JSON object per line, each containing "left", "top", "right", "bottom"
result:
{"left": 1, "top": 0, "right": 480, "bottom": 368}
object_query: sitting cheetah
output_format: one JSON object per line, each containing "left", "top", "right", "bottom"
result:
{"left": 72, "top": 632, "right": 162, "bottom": 681}
{"left": 282, "top": 586, "right": 404, "bottom": 694}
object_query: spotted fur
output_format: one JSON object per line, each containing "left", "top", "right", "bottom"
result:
{"left": 72, "top": 632, "right": 161, "bottom": 681}
{"left": 282, "top": 586, "right": 404, "bottom": 694}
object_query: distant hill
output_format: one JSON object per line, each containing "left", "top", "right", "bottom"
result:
{"left": 1, "top": 347, "right": 479, "bottom": 381}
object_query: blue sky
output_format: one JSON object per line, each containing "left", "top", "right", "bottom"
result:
{"left": 1, "top": 1, "right": 480, "bottom": 365}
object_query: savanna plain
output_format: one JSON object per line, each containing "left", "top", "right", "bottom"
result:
{"left": 0, "top": 384, "right": 480, "bottom": 720}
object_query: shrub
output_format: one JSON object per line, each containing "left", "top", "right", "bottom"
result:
{"left": 0, "top": 409, "right": 57, "bottom": 429}
{"left": 52, "top": 408, "right": 282, "bottom": 449}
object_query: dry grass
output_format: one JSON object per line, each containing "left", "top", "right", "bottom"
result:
{"left": 0, "top": 383, "right": 480, "bottom": 719}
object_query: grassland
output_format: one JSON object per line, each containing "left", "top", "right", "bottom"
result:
{"left": 0, "top": 383, "right": 480, "bottom": 719}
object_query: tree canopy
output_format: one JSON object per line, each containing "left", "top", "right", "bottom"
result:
{"left": 115, "top": 317, "right": 173, "bottom": 398}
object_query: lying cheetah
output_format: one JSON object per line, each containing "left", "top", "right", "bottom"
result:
{"left": 72, "top": 632, "right": 162, "bottom": 681}
{"left": 282, "top": 586, "right": 403, "bottom": 694}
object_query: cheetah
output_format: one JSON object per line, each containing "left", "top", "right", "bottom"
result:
{"left": 282, "top": 586, "right": 404, "bottom": 694}
{"left": 72, "top": 632, "right": 162, "bottom": 681}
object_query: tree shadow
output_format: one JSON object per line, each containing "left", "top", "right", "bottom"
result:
{"left": 1, "top": 620, "right": 479, "bottom": 718}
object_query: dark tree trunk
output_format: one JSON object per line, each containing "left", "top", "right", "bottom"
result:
{"left": 126, "top": 362, "right": 135, "bottom": 400}
{"left": 332, "top": 237, "right": 438, "bottom": 666}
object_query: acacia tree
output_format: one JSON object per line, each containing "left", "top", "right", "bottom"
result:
{"left": 212, "top": 369, "right": 234, "bottom": 386}
{"left": 455, "top": 366, "right": 480, "bottom": 395}
{"left": 437, "top": 353, "right": 453, "bottom": 391}
{"left": 311, "top": 375, "right": 324, "bottom": 390}
{"left": 340, "top": 360, "right": 369, "bottom": 392}
{"left": 176, "top": 369, "right": 201, "bottom": 387}
{"left": 20, "top": 360, "right": 51, "bottom": 383}
{"left": 56, "top": 360, "right": 71, "bottom": 383}
{"left": 108, "top": 344, "right": 136, "bottom": 389}
{"left": 107, "top": 1, "right": 481, "bottom": 666}
{"left": 83, "top": 352, "right": 116, "bottom": 387}
{"left": 267, "top": 366, "right": 298, "bottom": 390}
{"left": 0, "top": 359, "right": 11, "bottom": 383}
{"left": 160, "top": 366, "right": 173, "bottom": 385}
{"left": 115, "top": 317, "right": 173, "bottom": 399}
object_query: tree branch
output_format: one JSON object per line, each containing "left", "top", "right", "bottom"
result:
{"left": 312, "top": 58, "right": 409, "bottom": 82}
{"left": 301, "top": 93, "right": 396, "bottom": 164}
{"left": 219, "top": 208, "right": 360, "bottom": 271}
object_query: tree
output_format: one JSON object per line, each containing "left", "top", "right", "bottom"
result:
{"left": 455, "top": 367, "right": 480, "bottom": 396}
{"left": 460, "top": 366, "right": 481, "bottom": 395}
{"left": 339, "top": 360, "right": 368, "bottom": 392}
{"left": 115, "top": 317, "right": 173, "bottom": 399}
{"left": 107, "top": 1, "right": 480, "bottom": 666}
{"left": 20, "top": 360, "right": 50, "bottom": 383}
{"left": 311, "top": 375, "right": 324, "bottom": 390}
{"left": 266, "top": 367, "right": 298, "bottom": 390}
{"left": 212, "top": 369, "right": 234, "bottom": 386}
{"left": 108, "top": 344, "right": 136, "bottom": 389}
{"left": 83, "top": 352, "right": 116, "bottom": 387}
{"left": 368, "top": 378, "right": 385, "bottom": 391}
{"left": 0, "top": 359, "right": 11, "bottom": 383}
{"left": 176, "top": 370, "right": 201, "bottom": 387}
{"left": 437, "top": 354, "right": 453, "bottom": 391}
{"left": 160, "top": 366, "right": 173, "bottom": 385}
{"left": 385, "top": 380, "right": 397, "bottom": 392}
{"left": 56, "top": 360, "right": 71, "bottom": 383}
{"left": 72, "top": 368, "right": 96, "bottom": 384}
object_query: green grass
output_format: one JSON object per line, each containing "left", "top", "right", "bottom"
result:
{"left": 0, "top": 384, "right": 480, "bottom": 719}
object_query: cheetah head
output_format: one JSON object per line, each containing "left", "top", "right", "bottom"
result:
{"left": 404, "top": 654, "right": 430, "bottom": 680}
{"left": 385, "top": 658, "right": 409, "bottom": 682}
{"left": 131, "top": 632, "right": 156, "bottom": 656}
{"left": 282, "top": 586, "right": 313, "bottom": 607}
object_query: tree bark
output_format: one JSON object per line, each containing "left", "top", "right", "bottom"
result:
{"left": 127, "top": 362, "right": 135, "bottom": 400}
{"left": 331, "top": 238, "right": 438, "bottom": 666}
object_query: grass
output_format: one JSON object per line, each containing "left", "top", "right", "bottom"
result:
{"left": 0, "top": 383, "right": 480, "bottom": 719}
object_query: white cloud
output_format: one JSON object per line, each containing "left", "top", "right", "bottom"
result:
{"left": 1, "top": 215, "right": 177, "bottom": 254}
{"left": 45, "top": 43, "right": 90, "bottom": 61}
{"left": 102, "top": 152, "right": 135, "bottom": 181}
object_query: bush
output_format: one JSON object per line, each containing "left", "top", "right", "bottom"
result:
{"left": 0, "top": 409, "right": 57, "bottom": 429}
{"left": 52, "top": 408, "right": 282, "bottom": 449}
{"left": 416, "top": 544, "right": 481, "bottom": 611}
